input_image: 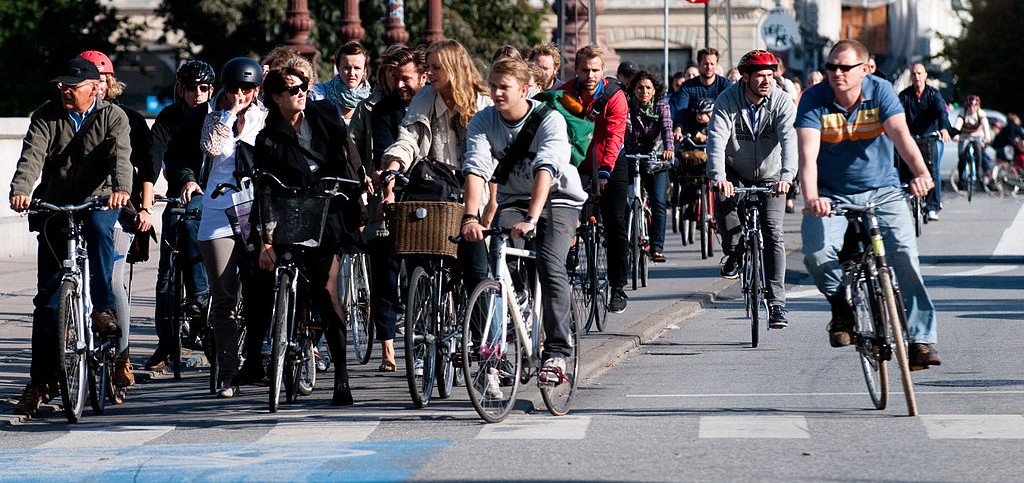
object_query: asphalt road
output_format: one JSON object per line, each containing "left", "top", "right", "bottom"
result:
{"left": 1, "top": 188, "right": 1022, "bottom": 482}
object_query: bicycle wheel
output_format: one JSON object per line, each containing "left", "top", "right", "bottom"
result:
{"left": 170, "top": 267, "right": 186, "bottom": 380}
{"left": 629, "top": 202, "right": 640, "bottom": 291}
{"left": 911, "top": 198, "right": 923, "bottom": 236}
{"left": 877, "top": 266, "right": 918, "bottom": 416}
{"left": 206, "top": 322, "right": 219, "bottom": 394}
{"left": 296, "top": 333, "right": 316, "bottom": 396}
{"left": 541, "top": 287, "right": 582, "bottom": 416}
{"left": 698, "top": 186, "right": 711, "bottom": 260}
{"left": 640, "top": 204, "right": 650, "bottom": 287}
{"left": 592, "top": 224, "right": 609, "bottom": 332}
{"left": 571, "top": 231, "right": 596, "bottom": 335}
{"left": 88, "top": 345, "right": 115, "bottom": 415}
{"left": 462, "top": 281, "right": 521, "bottom": 423}
{"left": 748, "top": 242, "right": 761, "bottom": 349}
{"left": 349, "top": 253, "right": 374, "bottom": 365}
{"left": 850, "top": 262, "right": 889, "bottom": 410}
{"left": 56, "top": 281, "right": 87, "bottom": 423}
{"left": 269, "top": 271, "right": 292, "bottom": 413}
{"left": 405, "top": 266, "right": 436, "bottom": 408}
{"left": 966, "top": 153, "right": 975, "bottom": 202}
{"left": 435, "top": 283, "right": 458, "bottom": 399}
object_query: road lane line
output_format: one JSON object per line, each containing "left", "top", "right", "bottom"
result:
{"left": 258, "top": 417, "right": 380, "bottom": 443}
{"left": 37, "top": 424, "right": 175, "bottom": 448}
{"left": 475, "top": 415, "right": 590, "bottom": 439}
{"left": 699, "top": 416, "right": 809, "bottom": 438}
{"left": 626, "top": 390, "right": 1024, "bottom": 397}
{"left": 994, "top": 202, "right": 1024, "bottom": 255}
{"left": 921, "top": 414, "right": 1024, "bottom": 439}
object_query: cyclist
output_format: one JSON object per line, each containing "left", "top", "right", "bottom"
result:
{"left": 706, "top": 50, "right": 797, "bottom": 329}
{"left": 953, "top": 94, "right": 992, "bottom": 186}
{"left": 671, "top": 47, "right": 731, "bottom": 144}
{"left": 624, "top": 70, "right": 675, "bottom": 262}
{"left": 461, "top": 57, "right": 586, "bottom": 383}
{"left": 897, "top": 63, "right": 951, "bottom": 221}
{"left": 796, "top": 39, "right": 940, "bottom": 368}
{"left": 9, "top": 57, "right": 133, "bottom": 415}
{"left": 146, "top": 60, "right": 215, "bottom": 371}
{"left": 675, "top": 98, "right": 713, "bottom": 227}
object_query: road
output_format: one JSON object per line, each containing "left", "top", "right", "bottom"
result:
{"left": 1, "top": 191, "right": 1022, "bottom": 482}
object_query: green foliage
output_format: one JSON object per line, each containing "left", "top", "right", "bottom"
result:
{"left": 0, "top": 0, "right": 137, "bottom": 115}
{"left": 158, "top": 0, "right": 287, "bottom": 71}
{"left": 942, "top": 0, "right": 1024, "bottom": 114}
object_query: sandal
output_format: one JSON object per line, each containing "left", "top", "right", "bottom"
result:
{"left": 377, "top": 360, "right": 397, "bottom": 372}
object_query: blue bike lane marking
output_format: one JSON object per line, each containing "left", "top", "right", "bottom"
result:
{"left": 0, "top": 439, "right": 449, "bottom": 482}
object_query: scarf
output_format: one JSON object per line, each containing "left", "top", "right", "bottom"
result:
{"left": 638, "top": 100, "right": 658, "bottom": 121}
{"left": 326, "top": 76, "right": 372, "bottom": 110}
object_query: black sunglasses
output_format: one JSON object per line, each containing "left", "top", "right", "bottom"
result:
{"left": 225, "top": 83, "right": 257, "bottom": 94}
{"left": 183, "top": 84, "right": 211, "bottom": 93}
{"left": 824, "top": 62, "right": 865, "bottom": 73}
{"left": 285, "top": 84, "right": 309, "bottom": 96}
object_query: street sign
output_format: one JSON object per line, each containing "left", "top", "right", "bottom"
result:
{"left": 684, "top": 0, "right": 709, "bottom": 4}
{"left": 760, "top": 9, "right": 801, "bottom": 51}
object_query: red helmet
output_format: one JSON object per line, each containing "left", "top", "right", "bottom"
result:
{"left": 737, "top": 50, "right": 778, "bottom": 74}
{"left": 79, "top": 50, "right": 114, "bottom": 75}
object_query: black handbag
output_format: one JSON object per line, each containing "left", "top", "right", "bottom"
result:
{"left": 401, "top": 157, "right": 463, "bottom": 202}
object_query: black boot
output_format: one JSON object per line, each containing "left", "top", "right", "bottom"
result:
{"left": 826, "top": 294, "right": 854, "bottom": 347}
{"left": 331, "top": 380, "right": 353, "bottom": 406}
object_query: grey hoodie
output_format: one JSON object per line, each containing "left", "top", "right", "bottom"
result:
{"left": 705, "top": 81, "right": 797, "bottom": 184}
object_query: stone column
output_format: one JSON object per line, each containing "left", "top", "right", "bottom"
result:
{"left": 423, "top": 0, "right": 445, "bottom": 44}
{"left": 383, "top": 0, "right": 410, "bottom": 46}
{"left": 554, "top": 0, "right": 619, "bottom": 77}
{"left": 283, "top": 0, "right": 319, "bottom": 64}
{"left": 336, "top": 0, "right": 365, "bottom": 44}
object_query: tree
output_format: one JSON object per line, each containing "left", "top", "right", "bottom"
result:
{"left": 0, "top": 0, "right": 139, "bottom": 115}
{"left": 942, "top": 0, "right": 1024, "bottom": 114}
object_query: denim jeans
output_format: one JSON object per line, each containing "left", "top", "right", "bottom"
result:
{"left": 801, "top": 186, "right": 938, "bottom": 344}
{"left": 367, "top": 241, "right": 400, "bottom": 341}
{"left": 31, "top": 208, "right": 120, "bottom": 382}
{"left": 154, "top": 195, "right": 209, "bottom": 350}
{"left": 111, "top": 224, "right": 134, "bottom": 356}
{"left": 641, "top": 169, "right": 669, "bottom": 254}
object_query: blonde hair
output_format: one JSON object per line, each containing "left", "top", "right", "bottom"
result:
{"left": 262, "top": 46, "right": 318, "bottom": 84}
{"left": 574, "top": 45, "right": 605, "bottom": 70}
{"left": 426, "top": 39, "right": 489, "bottom": 127}
{"left": 104, "top": 74, "right": 126, "bottom": 100}
{"left": 491, "top": 58, "right": 531, "bottom": 87}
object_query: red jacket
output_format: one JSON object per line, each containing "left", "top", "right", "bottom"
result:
{"left": 561, "top": 77, "right": 629, "bottom": 175}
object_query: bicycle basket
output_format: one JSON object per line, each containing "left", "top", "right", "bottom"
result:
{"left": 388, "top": 201, "right": 463, "bottom": 258}
{"left": 257, "top": 192, "right": 331, "bottom": 247}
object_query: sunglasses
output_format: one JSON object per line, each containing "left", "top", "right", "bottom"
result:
{"left": 824, "top": 62, "right": 865, "bottom": 73}
{"left": 285, "top": 84, "right": 309, "bottom": 96}
{"left": 183, "top": 84, "right": 212, "bottom": 93}
{"left": 225, "top": 83, "right": 257, "bottom": 94}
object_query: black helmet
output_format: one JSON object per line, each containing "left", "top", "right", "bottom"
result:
{"left": 220, "top": 57, "right": 263, "bottom": 86}
{"left": 695, "top": 98, "right": 715, "bottom": 114}
{"left": 176, "top": 60, "right": 216, "bottom": 85}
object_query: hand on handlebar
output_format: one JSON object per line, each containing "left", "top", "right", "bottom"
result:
{"left": 181, "top": 181, "right": 203, "bottom": 203}
{"left": 805, "top": 198, "right": 832, "bottom": 218}
{"left": 715, "top": 180, "right": 735, "bottom": 198}
{"left": 108, "top": 191, "right": 130, "bottom": 210}
{"left": 258, "top": 244, "right": 277, "bottom": 271}
{"left": 774, "top": 180, "right": 791, "bottom": 196}
{"left": 908, "top": 175, "right": 934, "bottom": 198}
{"left": 10, "top": 195, "right": 30, "bottom": 212}
{"left": 460, "top": 221, "right": 486, "bottom": 243}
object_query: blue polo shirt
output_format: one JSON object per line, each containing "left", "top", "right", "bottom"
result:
{"left": 795, "top": 75, "right": 903, "bottom": 195}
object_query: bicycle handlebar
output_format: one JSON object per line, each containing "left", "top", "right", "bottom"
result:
{"left": 449, "top": 226, "right": 535, "bottom": 244}
{"left": 29, "top": 196, "right": 109, "bottom": 214}
{"left": 153, "top": 196, "right": 202, "bottom": 217}
{"left": 679, "top": 136, "right": 707, "bottom": 151}
{"left": 380, "top": 169, "right": 409, "bottom": 186}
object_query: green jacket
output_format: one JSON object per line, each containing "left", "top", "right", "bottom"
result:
{"left": 10, "top": 96, "right": 133, "bottom": 204}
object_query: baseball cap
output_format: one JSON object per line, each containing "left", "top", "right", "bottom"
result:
{"left": 52, "top": 57, "right": 101, "bottom": 84}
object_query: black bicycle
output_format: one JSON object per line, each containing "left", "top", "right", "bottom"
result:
{"left": 729, "top": 185, "right": 776, "bottom": 348}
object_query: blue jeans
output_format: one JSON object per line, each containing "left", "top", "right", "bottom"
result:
{"left": 801, "top": 186, "right": 937, "bottom": 344}
{"left": 31, "top": 209, "right": 120, "bottom": 382}
{"left": 641, "top": 169, "right": 669, "bottom": 254}
{"left": 154, "top": 196, "right": 208, "bottom": 349}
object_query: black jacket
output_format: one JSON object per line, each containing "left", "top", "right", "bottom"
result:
{"left": 168, "top": 101, "right": 211, "bottom": 195}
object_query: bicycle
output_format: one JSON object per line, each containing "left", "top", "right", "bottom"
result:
{"left": 950, "top": 134, "right": 985, "bottom": 202}
{"left": 829, "top": 188, "right": 918, "bottom": 416}
{"left": 624, "top": 152, "right": 661, "bottom": 290}
{"left": 338, "top": 251, "right": 373, "bottom": 365}
{"left": 460, "top": 228, "right": 582, "bottom": 423}
{"left": 571, "top": 192, "right": 609, "bottom": 334}
{"left": 30, "top": 196, "right": 114, "bottom": 423}
{"left": 676, "top": 136, "right": 716, "bottom": 259}
{"left": 728, "top": 185, "right": 777, "bottom": 348}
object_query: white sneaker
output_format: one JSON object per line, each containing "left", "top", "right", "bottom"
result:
{"left": 539, "top": 357, "right": 567, "bottom": 385}
{"left": 927, "top": 211, "right": 939, "bottom": 221}
{"left": 484, "top": 367, "right": 504, "bottom": 399}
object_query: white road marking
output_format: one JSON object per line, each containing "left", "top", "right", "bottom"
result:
{"left": 786, "top": 288, "right": 823, "bottom": 299}
{"left": 699, "top": 416, "right": 809, "bottom": 439}
{"left": 626, "top": 390, "right": 1024, "bottom": 398}
{"left": 929, "top": 265, "right": 1018, "bottom": 278}
{"left": 921, "top": 414, "right": 1024, "bottom": 439}
{"left": 994, "top": 203, "right": 1024, "bottom": 255}
{"left": 257, "top": 418, "right": 380, "bottom": 443}
{"left": 37, "top": 425, "right": 175, "bottom": 449}
{"left": 475, "top": 415, "right": 590, "bottom": 440}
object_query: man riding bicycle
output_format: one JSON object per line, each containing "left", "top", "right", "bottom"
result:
{"left": 706, "top": 50, "right": 797, "bottom": 329}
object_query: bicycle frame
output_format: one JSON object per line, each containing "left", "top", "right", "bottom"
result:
{"left": 481, "top": 234, "right": 542, "bottom": 370}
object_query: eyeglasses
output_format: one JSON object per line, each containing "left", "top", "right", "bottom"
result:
{"left": 824, "top": 62, "right": 865, "bottom": 73}
{"left": 57, "top": 82, "right": 88, "bottom": 91}
{"left": 225, "top": 83, "right": 257, "bottom": 94}
{"left": 285, "top": 84, "right": 309, "bottom": 96}
{"left": 183, "top": 84, "right": 212, "bottom": 93}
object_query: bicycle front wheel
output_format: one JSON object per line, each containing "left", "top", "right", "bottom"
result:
{"left": 541, "top": 288, "right": 582, "bottom": 416}
{"left": 592, "top": 224, "right": 609, "bottom": 332}
{"left": 747, "top": 244, "right": 761, "bottom": 348}
{"left": 405, "top": 266, "right": 436, "bottom": 408}
{"left": 435, "top": 283, "right": 458, "bottom": 399}
{"left": 698, "top": 185, "right": 712, "bottom": 260}
{"left": 878, "top": 266, "right": 918, "bottom": 416}
{"left": 56, "top": 281, "right": 87, "bottom": 423}
{"left": 629, "top": 203, "right": 641, "bottom": 291}
{"left": 269, "top": 271, "right": 293, "bottom": 413}
{"left": 349, "top": 253, "right": 373, "bottom": 365}
{"left": 851, "top": 264, "right": 889, "bottom": 410}
{"left": 462, "top": 281, "right": 520, "bottom": 423}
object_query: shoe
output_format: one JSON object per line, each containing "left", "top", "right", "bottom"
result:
{"left": 483, "top": 367, "right": 504, "bottom": 400}
{"left": 144, "top": 348, "right": 168, "bottom": 371}
{"left": 785, "top": 200, "right": 795, "bottom": 214}
{"left": 216, "top": 385, "right": 239, "bottom": 398}
{"left": 720, "top": 255, "right": 741, "bottom": 279}
{"left": 186, "top": 293, "right": 210, "bottom": 319}
{"left": 316, "top": 357, "right": 329, "bottom": 372}
{"left": 377, "top": 360, "right": 397, "bottom": 372}
{"left": 909, "top": 343, "right": 941, "bottom": 370}
{"left": 651, "top": 252, "right": 666, "bottom": 263}
{"left": 826, "top": 294, "right": 854, "bottom": 347}
{"left": 113, "top": 357, "right": 135, "bottom": 387}
{"left": 331, "top": 381, "right": 354, "bottom": 406}
{"left": 91, "top": 309, "right": 120, "bottom": 338}
{"left": 608, "top": 287, "right": 628, "bottom": 313}
{"left": 412, "top": 358, "right": 424, "bottom": 377}
{"left": 768, "top": 305, "right": 789, "bottom": 329}
{"left": 13, "top": 383, "right": 49, "bottom": 416}
{"left": 539, "top": 357, "right": 567, "bottom": 385}
{"left": 235, "top": 363, "right": 267, "bottom": 387}
{"left": 927, "top": 211, "right": 939, "bottom": 221}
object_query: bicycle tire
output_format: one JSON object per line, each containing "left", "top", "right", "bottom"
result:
{"left": 630, "top": 202, "right": 641, "bottom": 291}
{"left": 435, "top": 281, "right": 458, "bottom": 399}
{"left": 748, "top": 241, "right": 761, "bottom": 349}
{"left": 967, "top": 149, "right": 976, "bottom": 202}
{"left": 911, "top": 198, "right": 923, "bottom": 237}
{"left": 100, "top": 345, "right": 120, "bottom": 413}
{"left": 570, "top": 231, "right": 596, "bottom": 335}
{"left": 206, "top": 323, "right": 219, "bottom": 394}
{"left": 592, "top": 223, "right": 609, "bottom": 332}
{"left": 850, "top": 259, "right": 888, "bottom": 410}
{"left": 56, "top": 281, "right": 87, "bottom": 423}
{"left": 462, "top": 281, "right": 520, "bottom": 423}
{"left": 170, "top": 267, "right": 185, "bottom": 380}
{"left": 877, "top": 266, "right": 918, "bottom": 416}
{"left": 350, "top": 253, "right": 374, "bottom": 365}
{"left": 698, "top": 186, "right": 711, "bottom": 260}
{"left": 88, "top": 354, "right": 102, "bottom": 415}
{"left": 269, "top": 271, "right": 292, "bottom": 413}
{"left": 405, "top": 266, "right": 436, "bottom": 408}
{"left": 296, "top": 335, "right": 316, "bottom": 396}
{"left": 541, "top": 286, "right": 582, "bottom": 416}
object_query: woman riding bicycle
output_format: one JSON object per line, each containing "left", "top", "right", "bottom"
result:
{"left": 954, "top": 94, "right": 992, "bottom": 184}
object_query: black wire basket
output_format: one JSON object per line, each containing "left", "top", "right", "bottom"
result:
{"left": 257, "top": 192, "right": 331, "bottom": 247}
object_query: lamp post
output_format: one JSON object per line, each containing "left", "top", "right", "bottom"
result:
{"left": 336, "top": 0, "right": 365, "bottom": 43}
{"left": 424, "top": 0, "right": 445, "bottom": 44}
{"left": 283, "top": 0, "right": 319, "bottom": 64}
{"left": 383, "top": 0, "right": 410, "bottom": 46}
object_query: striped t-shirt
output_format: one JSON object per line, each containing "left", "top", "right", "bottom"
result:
{"left": 795, "top": 75, "right": 903, "bottom": 195}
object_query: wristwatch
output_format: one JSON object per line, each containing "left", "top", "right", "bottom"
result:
{"left": 523, "top": 215, "right": 536, "bottom": 225}
{"left": 141, "top": 207, "right": 154, "bottom": 214}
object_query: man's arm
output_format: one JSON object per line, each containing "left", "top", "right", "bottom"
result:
{"left": 107, "top": 107, "right": 133, "bottom": 209}
{"left": 10, "top": 109, "right": 51, "bottom": 209}
{"left": 796, "top": 126, "right": 829, "bottom": 217}
{"left": 776, "top": 97, "right": 799, "bottom": 193}
{"left": 884, "top": 113, "right": 934, "bottom": 197}
{"left": 931, "top": 89, "right": 952, "bottom": 142}
{"left": 594, "top": 89, "right": 628, "bottom": 174}
{"left": 705, "top": 103, "right": 733, "bottom": 196}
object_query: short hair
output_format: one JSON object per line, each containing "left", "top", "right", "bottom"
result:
{"left": 263, "top": 66, "right": 310, "bottom": 118}
{"left": 527, "top": 62, "right": 548, "bottom": 89}
{"left": 528, "top": 43, "right": 561, "bottom": 72}
{"left": 696, "top": 48, "right": 719, "bottom": 63}
{"left": 380, "top": 44, "right": 426, "bottom": 73}
{"left": 628, "top": 70, "right": 666, "bottom": 102}
{"left": 617, "top": 61, "right": 640, "bottom": 79}
{"left": 574, "top": 45, "right": 605, "bottom": 70}
{"left": 334, "top": 41, "right": 368, "bottom": 68}
{"left": 491, "top": 44, "right": 523, "bottom": 63}
{"left": 262, "top": 46, "right": 318, "bottom": 84}
{"left": 829, "top": 39, "right": 869, "bottom": 62}
{"left": 491, "top": 58, "right": 531, "bottom": 87}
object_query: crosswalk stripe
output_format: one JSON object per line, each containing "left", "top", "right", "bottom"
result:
{"left": 37, "top": 425, "right": 175, "bottom": 449}
{"left": 920, "top": 414, "right": 1024, "bottom": 439}
{"left": 699, "top": 416, "right": 810, "bottom": 439}
{"left": 257, "top": 418, "right": 380, "bottom": 443}
{"left": 475, "top": 415, "right": 590, "bottom": 439}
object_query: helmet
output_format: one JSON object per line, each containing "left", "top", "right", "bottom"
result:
{"left": 694, "top": 98, "right": 715, "bottom": 114}
{"left": 220, "top": 57, "right": 263, "bottom": 86}
{"left": 737, "top": 49, "right": 778, "bottom": 74}
{"left": 79, "top": 50, "right": 114, "bottom": 75}
{"left": 176, "top": 60, "right": 216, "bottom": 85}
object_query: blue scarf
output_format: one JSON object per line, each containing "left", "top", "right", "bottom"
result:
{"left": 326, "top": 76, "right": 371, "bottom": 110}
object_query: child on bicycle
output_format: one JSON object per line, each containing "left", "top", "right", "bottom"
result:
{"left": 460, "top": 57, "right": 586, "bottom": 382}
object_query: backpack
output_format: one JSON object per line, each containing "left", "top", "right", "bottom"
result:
{"left": 533, "top": 79, "right": 623, "bottom": 167}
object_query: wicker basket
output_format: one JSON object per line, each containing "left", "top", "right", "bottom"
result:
{"left": 388, "top": 201, "right": 463, "bottom": 258}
